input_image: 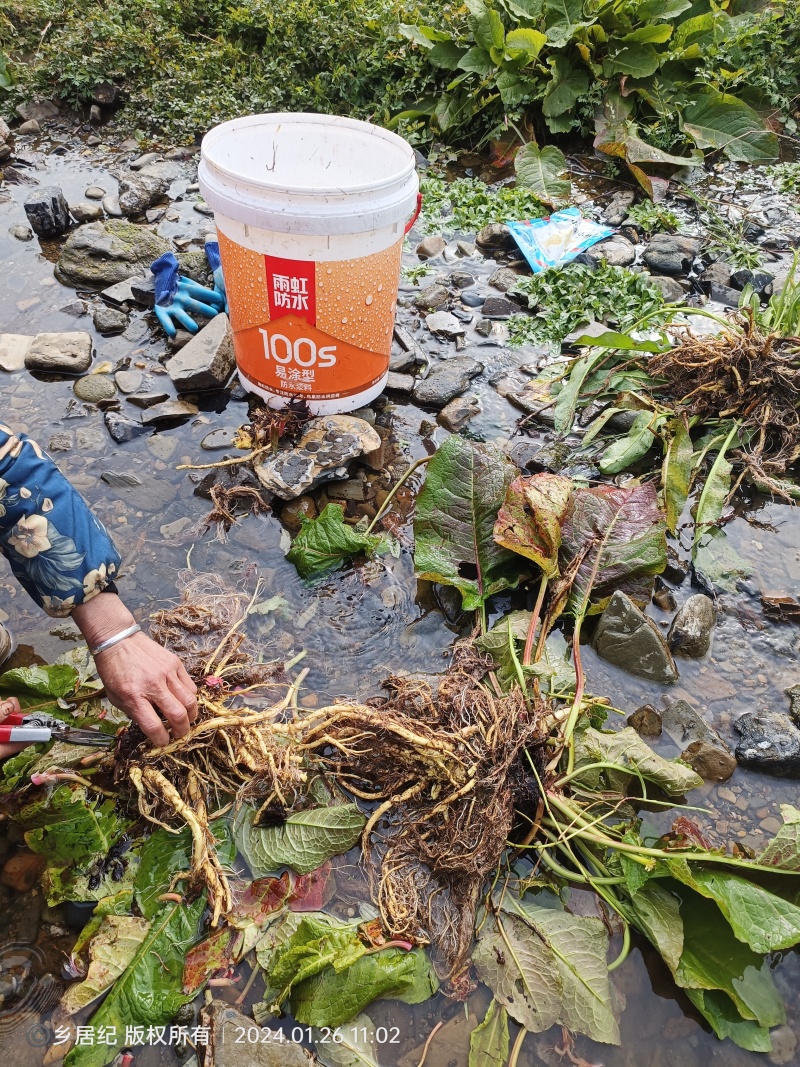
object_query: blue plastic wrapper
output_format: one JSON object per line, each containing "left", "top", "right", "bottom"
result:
{"left": 507, "top": 207, "right": 613, "bottom": 274}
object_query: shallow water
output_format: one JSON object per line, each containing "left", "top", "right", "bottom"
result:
{"left": 0, "top": 135, "right": 799, "bottom": 1067}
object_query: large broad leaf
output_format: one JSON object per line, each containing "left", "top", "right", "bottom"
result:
{"left": 560, "top": 483, "right": 667, "bottom": 615}
{"left": 604, "top": 44, "right": 661, "bottom": 79}
{"left": 314, "top": 1013, "right": 380, "bottom": 1067}
{"left": 234, "top": 804, "right": 365, "bottom": 876}
{"left": 544, "top": 0, "right": 590, "bottom": 49}
{"left": 682, "top": 90, "right": 779, "bottom": 163}
{"left": 599, "top": 411, "right": 663, "bottom": 475}
{"left": 287, "top": 504, "right": 389, "bottom": 579}
{"left": 458, "top": 46, "right": 495, "bottom": 75}
{"left": 469, "top": 1, "right": 505, "bottom": 52}
{"left": 662, "top": 418, "right": 693, "bottom": 533}
{"left": 542, "top": 55, "right": 589, "bottom": 119}
{"left": 134, "top": 827, "right": 193, "bottom": 919}
{"left": 667, "top": 861, "right": 800, "bottom": 954}
{"left": 182, "top": 926, "right": 238, "bottom": 994}
{"left": 0, "top": 663, "right": 79, "bottom": 717}
{"left": 573, "top": 726, "right": 702, "bottom": 795}
{"left": 554, "top": 351, "right": 607, "bottom": 433}
{"left": 64, "top": 896, "right": 205, "bottom": 1067}
{"left": 264, "top": 914, "right": 366, "bottom": 1010}
{"left": 44, "top": 861, "right": 138, "bottom": 908}
{"left": 693, "top": 528, "right": 750, "bottom": 593}
{"left": 17, "top": 784, "right": 128, "bottom": 867}
{"left": 514, "top": 144, "right": 570, "bottom": 207}
{"left": 62, "top": 915, "right": 151, "bottom": 1014}
{"left": 505, "top": 27, "right": 547, "bottom": 59}
{"left": 414, "top": 436, "right": 523, "bottom": 611}
{"left": 684, "top": 988, "right": 772, "bottom": 1053}
{"left": 493, "top": 473, "right": 573, "bottom": 577}
{"left": 594, "top": 91, "right": 702, "bottom": 169}
{"left": 469, "top": 999, "right": 509, "bottom": 1067}
{"left": 474, "top": 895, "right": 620, "bottom": 1044}
{"left": 759, "top": 804, "right": 800, "bottom": 871}
{"left": 627, "top": 881, "right": 684, "bottom": 972}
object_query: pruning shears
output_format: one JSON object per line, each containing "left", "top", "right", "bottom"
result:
{"left": 0, "top": 713, "right": 115, "bottom": 747}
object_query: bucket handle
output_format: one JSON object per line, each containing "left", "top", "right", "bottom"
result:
{"left": 404, "top": 193, "right": 423, "bottom": 235}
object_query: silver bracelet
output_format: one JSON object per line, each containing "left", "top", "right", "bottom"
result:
{"left": 90, "top": 623, "right": 142, "bottom": 656}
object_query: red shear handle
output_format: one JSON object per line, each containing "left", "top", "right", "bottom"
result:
{"left": 404, "top": 192, "right": 423, "bottom": 235}
{"left": 0, "top": 725, "right": 51, "bottom": 743}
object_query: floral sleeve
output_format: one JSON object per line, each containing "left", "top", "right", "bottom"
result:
{"left": 0, "top": 423, "right": 122, "bottom": 617}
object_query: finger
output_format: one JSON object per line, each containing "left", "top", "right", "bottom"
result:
{"left": 152, "top": 687, "right": 191, "bottom": 739}
{"left": 181, "top": 281, "right": 224, "bottom": 306}
{"left": 0, "top": 742, "right": 29, "bottom": 759}
{"left": 171, "top": 305, "right": 200, "bottom": 332}
{"left": 175, "top": 664, "right": 198, "bottom": 721}
{"left": 0, "top": 696, "right": 21, "bottom": 722}
{"left": 128, "top": 700, "right": 170, "bottom": 747}
{"left": 154, "top": 304, "right": 177, "bottom": 338}
{"left": 181, "top": 296, "right": 222, "bottom": 318}
{"left": 168, "top": 671, "right": 198, "bottom": 719}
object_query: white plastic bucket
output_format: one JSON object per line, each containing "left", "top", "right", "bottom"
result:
{"left": 198, "top": 113, "right": 420, "bottom": 414}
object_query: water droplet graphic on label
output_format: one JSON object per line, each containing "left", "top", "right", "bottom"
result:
{"left": 365, "top": 295, "right": 373, "bottom": 306}
{"left": 341, "top": 317, "right": 348, "bottom": 324}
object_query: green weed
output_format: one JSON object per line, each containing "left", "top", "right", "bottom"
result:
{"left": 626, "top": 201, "right": 680, "bottom": 236}
{"left": 419, "top": 174, "right": 547, "bottom": 235}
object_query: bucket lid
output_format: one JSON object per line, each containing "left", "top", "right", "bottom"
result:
{"left": 199, "top": 113, "right": 419, "bottom": 236}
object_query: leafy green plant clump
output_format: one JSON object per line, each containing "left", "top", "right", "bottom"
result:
{"left": 419, "top": 173, "right": 548, "bottom": 234}
{"left": 626, "top": 199, "right": 680, "bottom": 235}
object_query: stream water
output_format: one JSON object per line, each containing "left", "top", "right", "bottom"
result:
{"left": 0, "top": 135, "right": 799, "bottom": 1067}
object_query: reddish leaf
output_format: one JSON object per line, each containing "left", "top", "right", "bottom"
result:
{"left": 288, "top": 862, "right": 334, "bottom": 911}
{"left": 662, "top": 816, "right": 713, "bottom": 851}
{"left": 493, "top": 473, "right": 573, "bottom": 578}
{"left": 228, "top": 873, "right": 291, "bottom": 928}
{"left": 182, "top": 927, "right": 236, "bottom": 994}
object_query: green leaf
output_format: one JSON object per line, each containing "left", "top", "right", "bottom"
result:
{"left": 44, "top": 862, "right": 138, "bottom": 908}
{"left": 493, "top": 473, "right": 573, "bottom": 577}
{"left": 314, "top": 1013, "right": 380, "bottom": 1067}
{"left": 668, "top": 862, "right": 800, "bottom": 954}
{"left": 469, "top": 999, "right": 509, "bottom": 1067}
{"left": 398, "top": 24, "right": 451, "bottom": 47}
{"left": 514, "top": 144, "right": 570, "bottom": 207}
{"left": 287, "top": 504, "right": 389, "bottom": 579}
{"left": 604, "top": 45, "right": 661, "bottom": 79}
{"left": 414, "top": 436, "right": 523, "bottom": 612}
{"left": 265, "top": 914, "right": 366, "bottom": 1010}
{"left": 0, "top": 663, "right": 79, "bottom": 717}
{"left": 619, "top": 24, "right": 673, "bottom": 45}
{"left": 544, "top": 0, "right": 589, "bottom": 49}
{"left": 71, "top": 890, "right": 135, "bottom": 961}
{"left": 64, "top": 897, "right": 205, "bottom": 1067}
{"left": 470, "top": 4, "right": 505, "bottom": 52}
{"left": 627, "top": 881, "right": 683, "bottom": 971}
{"left": 292, "top": 946, "right": 437, "bottom": 1027}
{"left": 234, "top": 804, "right": 365, "bottom": 876}
{"left": 759, "top": 804, "right": 800, "bottom": 871}
{"left": 458, "top": 46, "right": 495, "bottom": 75}
{"left": 505, "top": 28, "right": 547, "bottom": 59}
{"left": 682, "top": 90, "right": 779, "bottom": 163}
{"left": 684, "top": 988, "right": 772, "bottom": 1053}
{"left": 573, "top": 330, "right": 666, "bottom": 352}
{"left": 428, "top": 42, "right": 468, "bottom": 69}
{"left": 62, "top": 915, "right": 152, "bottom": 1014}
{"left": 599, "top": 411, "right": 662, "bottom": 475}
{"left": 662, "top": 419, "right": 693, "bottom": 533}
{"left": 637, "top": 0, "right": 690, "bottom": 19}
{"left": 17, "top": 784, "right": 128, "bottom": 866}
{"left": 506, "top": 0, "right": 543, "bottom": 15}
{"left": 542, "top": 55, "right": 589, "bottom": 118}
{"left": 694, "top": 430, "right": 734, "bottom": 537}
{"left": 134, "top": 827, "right": 194, "bottom": 919}
{"left": 560, "top": 483, "right": 667, "bottom": 615}
{"left": 693, "top": 527, "right": 750, "bottom": 593}
{"left": 476, "top": 612, "right": 575, "bottom": 695}
{"left": 573, "top": 726, "right": 703, "bottom": 795}
{"left": 554, "top": 350, "right": 607, "bottom": 433}
{"left": 474, "top": 895, "right": 620, "bottom": 1044}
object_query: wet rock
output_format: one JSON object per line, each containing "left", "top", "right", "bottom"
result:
{"left": 787, "top": 684, "right": 800, "bottom": 723}
{"left": 449, "top": 270, "right": 475, "bottom": 289}
{"left": 100, "top": 275, "right": 143, "bottom": 305}
{"left": 700, "top": 260, "right": 733, "bottom": 289}
{"left": 141, "top": 400, "right": 200, "bottom": 426}
{"left": 102, "top": 194, "right": 122, "bottom": 217}
{"left": 48, "top": 432, "right": 73, "bottom": 452}
{"left": 193, "top": 201, "right": 214, "bottom": 217}
{"left": 253, "top": 415, "right": 381, "bottom": 500}
{"left": 127, "top": 391, "right": 169, "bottom": 409}
{"left": 386, "top": 371, "right": 415, "bottom": 394}
{"left": 84, "top": 186, "right": 106, "bottom": 200}
{"left": 593, "top": 591, "right": 678, "bottom": 683}
{"left": 481, "top": 296, "right": 516, "bottom": 319}
{"left": 104, "top": 411, "right": 147, "bottom": 444}
{"left": 16, "top": 99, "right": 59, "bottom": 122}
{"left": 642, "top": 234, "right": 701, "bottom": 276}
{"left": 200, "top": 427, "right": 239, "bottom": 451}
{"left": 70, "top": 200, "right": 104, "bottom": 224}
{"left": 9, "top": 224, "right": 33, "bottom": 241}
{"left": 117, "top": 170, "right": 170, "bottom": 218}
{"left": 130, "top": 275, "right": 156, "bottom": 307}
{"left": 767, "top": 1025, "right": 797, "bottom": 1065}
{"left": 591, "top": 236, "right": 636, "bottom": 267}
{"left": 661, "top": 699, "right": 725, "bottom": 748}
{"left": 114, "top": 370, "right": 143, "bottom": 394}
{"left": 1, "top": 852, "right": 47, "bottom": 892}
{"left": 92, "top": 305, "right": 128, "bottom": 335}
{"left": 92, "top": 82, "right": 119, "bottom": 106}
{"left": 202, "top": 1001, "right": 312, "bottom": 1067}
{"left": 489, "top": 267, "right": 523, "bottom": 292}
{"left": 0, "top": 142, "right": 11, "bottom": 163}
{"left": 73, "top": 374, "right": 116, "bottom": 402}
{"left": 0, "top": 116, "right": 9, "bottom": 141}
{"left": 425, "top": 310, "right": 465, "bottom": 337}
{"left": 413, "top": 355, "right": 482, "bottom": 408}
{"left": 89, "top": 104, "right": 102, "bottom": 124}
{"left": 57, "top": 220, "right": 170, "bottom": 287}
{"left": 164, "top": 314, "right": 235, "bottom": 391}
{"left": 280, "top": 495, "right": 318, "bottom": 534}
{"left": 438, "top": 393, "right": 481, "bottom": 431}
{"left": 456, "top": 239, "right": 477, "bottom": 257}
{"left": 101, "top": 471, "right": 143, "bottom": 488}
{"left": 682, "top": 740, "right": 736, "bottom": 782}
{"left": 461, "top": 290, "right": 486, "bottom": 308}
{"left": 735, "top": 710, "right": 800, "bottom": 777}
{"left": 130, "top": 152, "right": 161, "bottom": 171}
{"left": 652, "top": 582, "right": 676, "bottom": 612}
{"left": 23, "top": 185, "right": 71, "bottom": 238}
{"left": 627, "top": 704, "right": 662, "bottom": 736}
{"left": 416, "top": 235, "right": 446, "bottom": 260}
{"left": 476, "top": 223, "right": 515, "bottom": 250}
{"left": 0, "top": 334, "right": 33, "bottom": 372}
{"left": 18, "top": 118, "right": 41, "bottom": 136}
{"left": 25, "top": 332, "right": 92, "bottom": 374}
{"left": 668, "top": 594, "right": 715, "bottom": 657}
{"left": 414, "top": 283, "right": 448, "bottom": 311}
{"left": 709, "top": 282, "right": 742, "bottom": 307}
{"left": 647, "top": 275, "right": 685, "bottom": 302}
{"left": 730, "top": 268, "right": 774, "bottom": 296}
{"left": 475, "top": 318, "right": 493, "bottom": 337}
{"left": 602, "top": 190, "right": 636, "bottom": 225}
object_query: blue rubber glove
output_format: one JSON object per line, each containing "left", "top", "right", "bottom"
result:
{"left": 150, "top": 252, "right": 225, "bottom": 338}
{"left": 205, "top": 238, "right": 228, "bottom": 313}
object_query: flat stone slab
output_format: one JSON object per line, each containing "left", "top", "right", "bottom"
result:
{"left": 593, "top": 590, "right": 678, "bottom": 684}
{"left": 164, "top": 314, "right": 235, "bottom": 391}
{"left": 0, "top": 334, "right": 33, "bottom": 372}
{"left": 25, "top": 332, "right": 93, "bottom": 374}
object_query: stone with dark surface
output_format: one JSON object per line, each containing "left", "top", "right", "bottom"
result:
{"left": 200, "top": 427, "right": 240, "bottom": 451}
{"left": 489, "top": 267, "right": 524, "bottom": 292}
{"left": 590, "top": 236, "right": 636, "bottom": 267}
{"left": 414, "top": 283, "right": 448, "bottom": 311}
{"left": 438, "top": 393, "right": 481, "bottom": 431}
{"left": 73, "top": 374, "right": 116, "bottom": 402}
{"left": 682, "top": 740, "right": 736, "bottom": 782}
{"left": 627, "top": 704, "right": 662, "bottom": 737}
{"left": 661, "top": 698, "right": 726, "bottom": 748}
{"left": 117, "top": 170, "right": 170, "bottom": 218}
{"left": 476, "top": 223, "right": 515, "bottom": 251}
{"left": 92, "top": 305, "right": 128, "bottom": 335}
{"left": 449, "top": 270, "right": 475, "bottom": 289}
{"left": 16, "top": 99, "right": 59, "bottom": 122}
{"left": 386, "top": 371, "right": 415, "bottom": 394}
{"left": 593, "top": 591, "right": 678, "bottom": 683}
{"left": 92, "top": 82, "right": 119, "bottom": 106}
{"left": 701, "top": 260, "right": 733, "bottom": 289}
{"left": 602, "top": 190, "right": 636, "bottom": 225}
{"left": 730, "top": 268, "right": 774, "bottom": 296}
{"left": 25, "top": 332, "right": 92, "bottom": 374}
{"left": 104, "top": 410, "right": 147, "bottom": 443}
{"left": 787, "top": 684, "right": 800, "bottom": 723}
{"left": 23, "top": 185, "right": 71, "bottom": 238}
{"left": 70, "top": 200, "right": 104, "bottom": 224}
{"left": 461, "top": 289, "right": 486, "bottom": 307}
{"left": 126, "top": 391, "right": 169, "bottom": 409}
{"left": 481, "top": 296, "right": 516, "bottom": 319}
{"left": 57, "top": 220, "right": 170, "bottom": 287}
{"left": 130, "top": 275, "right": 156, "bottom": 307}
{"left": 416, "top": 235, "right": 446, "bottom": 260}
{"left": 102, "top": 194, "right": 122, "bottom": 217}
{"left": 18, "top": 119, "right": 41, "bottom": 136}
{"left": 642, "top": 234, "right": 701, "bottom": 276}
{"left": 201, "top": 1001, "right": 312, "bottom": 1067}
{"left": 668, "top": 594, "right": 715, "bottom": 657}
{"left": 164, "top": 314, "right": 235, "bottom": 391}
{"left": 413, "top": 356, "right": 482, "bottom": 408}
{"left": 735, "top": 710, "right": 800, "bottom": 777}
{"left": 647, "top": 275, "right": 685, "bottom": 302}
{"left": 253, "top": 415, "right": 381, "bottom": 500}
{"left": 141, "top": 400, "right": 200, "bottom": 426}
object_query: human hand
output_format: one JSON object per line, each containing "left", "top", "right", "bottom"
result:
{"left": 150, "top": 251, "right": 225, "bottom": 338}
{"left": 0, "top": 695, "right": 26, "bottom": 759}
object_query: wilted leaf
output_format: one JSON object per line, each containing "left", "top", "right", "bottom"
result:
{"left": 44, "top": 862, "right": 138, "bottom": 908}
{"left": 234, "top": 804, "right": 365, "bottom": 876}
{"left": 573, "top": 727, "right": 703, "bottom": 795}
{"left": 17, "top": 784, "right": 128, "bottom": 867}
{"left": 761, "top": 595, "right": 800, "bottom": 623}
{"left": 182, "top": 926, "right": 238, "bottom": 994}
{"left": 554, "top": 351, "right": 607, "bottom": 433}
{"left": 62, "top": 916, "right": 151, "bottom": 1014}
{"left": 0, "top": 663, "right": 78, "bottom": 705}
{"left": 693, "top": 528, "right": 751, "bottom": 593}
{"left": 287, "top": 504, "right": 389, "bottom": 579}
{"left": 415, "top": 435, "right": 523, "bottom": 611}
{"left": 469, "top": 999, "right": 509, "bottom": 1067}
{"left": 493, "top": 473, "right": 573, "bottom": 577}
{"left": 662, "top": 419, "right": 693, "bottom": 533}
{"left": 514, "top": 143, "right": 570, "bottom": 206}
{"left": 599, "top": 412, "right": 663, "bottom": 475}
{"left": 759, "top": 804, "right": 800, "bottom": 871}
{"left": 314, "top": 1013, "right": 380, "bottom": 1067}
{"left": 682, "top": 90, "right": 779, "bottom": 163}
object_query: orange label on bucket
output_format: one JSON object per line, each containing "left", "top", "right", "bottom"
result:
{"left": 217, "top": 232, "right": 402, "bottom": 401}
